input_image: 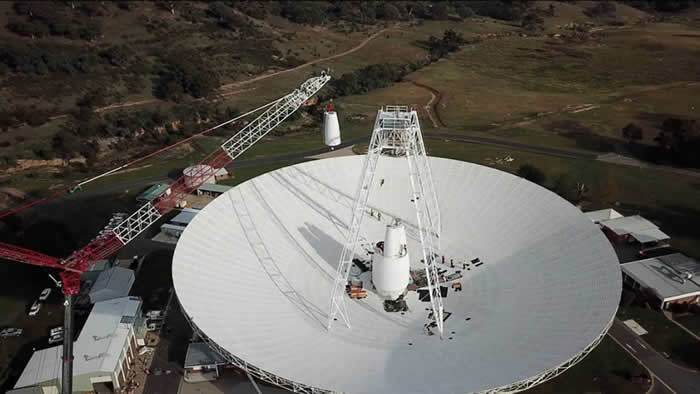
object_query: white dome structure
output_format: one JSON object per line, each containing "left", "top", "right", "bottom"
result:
{"left": 172, "top": 156, "right": 621, "bottom": 394}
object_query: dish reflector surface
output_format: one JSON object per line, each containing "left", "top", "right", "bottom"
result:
{"left": 173, "top": 156, "right": 621, "bottom": 394}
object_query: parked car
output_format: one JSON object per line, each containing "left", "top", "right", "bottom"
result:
{"left": 146, "top": 320, "right": 164, "bottom": 331}
{"left": 146, "top": 310, "right": 164, "bottom": 320}
{"left": 39, "top": 288, "right": 51, "bottom": 301}
{"left": 0, "top": 328, "right": 23, "bottom": 337}
{"left": 49, "top": 327, "right": 63, "bottom": 336}
{"left": 28, "top": 301, "right": 41, "bottom": 316}
{"left": 48, "top": 333, "right": 63, "bottom": 345}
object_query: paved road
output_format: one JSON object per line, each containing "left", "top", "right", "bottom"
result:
{"left": 607, "top": 319, "right": 700, "bottom": 394}
{"left": 425, "top": 131, "right": 596, "bottom": 160}
{"left": 227, "top": 136, "right": 369, "bottom": 169}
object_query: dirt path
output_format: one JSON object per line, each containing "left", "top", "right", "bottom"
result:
{"left": 42, "top": 25, "right": 395, "bottom": 119}
{"left": 407, "top": 80, "right": 445, "bottom": 128}
{"left": 218, "top": 25, "right": 397, "bottom": 91}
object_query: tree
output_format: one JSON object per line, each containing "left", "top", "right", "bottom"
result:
{"left": 76, "top": 90, "right": 106, "bottom": 110}
{"left": 554, "top": 173, "right": 585, "bottom": 203}
{"left": 584, "top": 1, "right": 616, "bottom": 17}
{"left": 455, "top": 3, "right": 475, "bottom": 19}
{"left": 377, "top": 3, "right": 401, "bottom": 20}
{"left": 517, "top": 164, "right": 546, "bottom": 185}
{"left": 622, "top": 123, "right": 643, "bottom": 144}
{"left": 425, "top": 29, "right": 466, "bottom": 59}
{"left": 654, "top": 117, "right": 700, "bottom": 167}
{"left": 99, "top": 45, "right": 135, "bottom": 68}
{"left": 154, "top": 53, "right": 220, "bottom": 100}
{"left": 431, "top": 2, "right": 450, "bottom": 20}
{"left": 521, "top": 13, "right": 544, "bottom": 31}
{"left": 281, "top": 1, "right": 326, "bottom": 25}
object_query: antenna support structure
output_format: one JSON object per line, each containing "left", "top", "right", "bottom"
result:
{"left": 327, "top": 106, "right": 444, "bottom": 337}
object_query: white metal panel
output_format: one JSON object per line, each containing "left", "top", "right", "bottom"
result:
{"left": 372, "top": 224, "right": 410, "bottom": 299}
{"left": 323, "top": 112, "right": 341, "bottom": 147}
{"left": 172, "top": 156, "right": 621, "bottom": 394}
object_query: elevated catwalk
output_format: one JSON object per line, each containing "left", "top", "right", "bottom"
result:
{"left": 173, "top": 156, "right": 621, "bottom": 394}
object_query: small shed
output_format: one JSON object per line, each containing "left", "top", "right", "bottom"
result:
{"left": 197, "top": 183, "right": 232, "bottom": 198}
{"left": 171, "top": 208, "right": 200, "bottom": 226}
{"left": 184, "top": 343, "right": 227, "bottom": 383}
{"left": 584, "top": 208, "right": 623, "bottom": 224}
{"left": 599, "top": 215, "right": 670, "bottom": 247}
{"left": 136, "top": 184, "right": 170, "bottom": 203}
{"left": 89, "top": 267, "right": 135, "bottom": 303}
{"left": 161, "top": 223, "right": 187, "bottom": 238}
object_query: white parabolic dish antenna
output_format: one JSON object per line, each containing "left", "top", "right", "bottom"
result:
{"left": 173, "top": 155, "right": 621, "bottom": 394}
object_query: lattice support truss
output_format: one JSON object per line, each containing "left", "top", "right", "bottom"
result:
{"left": 221, "top": 74, "right": 331, "bottom": 161}
{"left": 70, "top": 74, "right": 331, "bottom": 266}
{"left": 182, "top": 305, "right": 614, "bottom": 394}
{"left": 327, "top": 116, "right": 385, "bottom": 329}
{"left": 327, "top": 106, "right": 444, "bottom": 336}
{"left": 404, "top": 118, "right": 444, "bottom": 337}
{"left": 0, "top": 242, "right": 64, "bottom": 270}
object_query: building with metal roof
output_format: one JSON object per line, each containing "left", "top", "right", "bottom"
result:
{"left": 196, "top": 183, "right": 232, "bottom": 197}
{"left": 584, "top": 208, "right": 623, "bottom": 224}
{"left": 622, "top": 253, "right": 700, "bottom": 309}
{"left": 171, "top": 208, "right": 200, "bottom": 226}
{"left": 14, "top": 297, "right": 143, "bottom": 393}
{"left": 135, "top": 184, "right": 170, "bottom": 203}
{"left": 6, "top": 386, "right": 44, "bottom": 394}
{"left": 184, "top": 343, "right": 228, "bottom": 383}
{"left": 161, "top": 223, "right": 187, "bottom": 238}
{"left": 89, "top": 267, "right": 135, "bottom": 304}
{"left": 81, "top": 259, "right": 113, "bottom": 283}
{"left": 599, "top": 215, "right": 670, "bottom": 246}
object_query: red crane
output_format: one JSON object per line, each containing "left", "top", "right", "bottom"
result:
{"left": 0, "top": 73, "right": 330, "bottom": 394}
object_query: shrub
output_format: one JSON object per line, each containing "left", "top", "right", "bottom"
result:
{"left": 517, "top": 164, "right": 547, "bottom": 185}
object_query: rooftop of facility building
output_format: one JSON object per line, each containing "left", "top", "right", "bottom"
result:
{"left": 171, "top": 208, "right": 201, "bottom": 226}
{"left": 136, "top": 184, "right": 169, "bottom": 202}
{"left": 90, "top": 267, "right": 135, "bottom": 303}
{"left": 584, "top": 208, "right": 623, "bottom": 224}
{"left": 599, "top": 215, "right": 670, "bottom": 242}
{"left": 622, "top": 253, "right": 700, "bottom": 302}
{"left": 15, "top": 296, "right": 142, "bottom": 389}
{"left": 197, "top": 183, "right": 232, "bottom": 194}
{"left": 184, "top": 343, "right": 227, "bottom": 368}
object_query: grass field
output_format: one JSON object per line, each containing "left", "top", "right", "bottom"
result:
{"left": 219, "top": 159, "right": 311, "bottom": 187}
{"left": 425, "top": 138, "right": 700, "bottom": 258}
{"left": 674, "top": 313, "right": 700, "bottom": 337}
{"left": 525, "top": 337, "right": 648, "bottom": 394}
{"left": 618, "top": 305, "right": 700, "bottom": 369}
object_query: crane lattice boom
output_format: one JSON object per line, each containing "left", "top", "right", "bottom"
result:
{"left": 0, "top": 73, "right": 331, "bottom": 295}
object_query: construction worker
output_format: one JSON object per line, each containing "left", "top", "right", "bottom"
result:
{"left": 450, "top": 259, "right": 454, "bottom": 268}
{"left": 370, "top": 208, "right": 374, "bottom": 217}
{"left": 377, "top": 212, "right": 382, "bottom": 221}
